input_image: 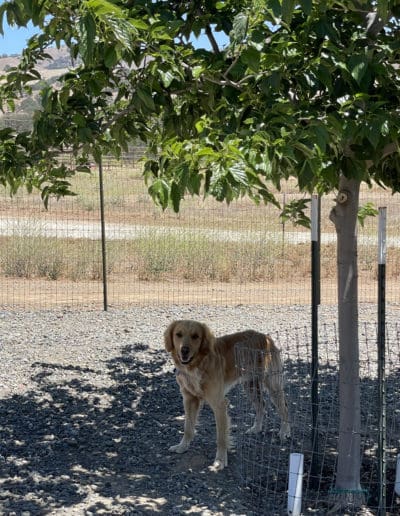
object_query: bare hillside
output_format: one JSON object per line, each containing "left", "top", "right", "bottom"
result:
{"left": 0, "top": 46, "right": 71, "bottom": 77}
{"left": 0, "top": 47, "right": 72, "bottom": 125}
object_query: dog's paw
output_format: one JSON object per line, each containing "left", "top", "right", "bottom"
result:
{"left": 279, "top": 422, "right": 291, "bottom": 440}
{"left": 169, "top": 442, "right": 190, "bottom": 454}
{"left": 209, "top": 458, "right": 227, "bottom": 472}
{"left": 209, "top": 451, "right": 228, "bottom": 472}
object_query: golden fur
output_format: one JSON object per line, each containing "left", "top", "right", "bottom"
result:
{"left": 164, "top": 320, "right": 290, "bottom": 471}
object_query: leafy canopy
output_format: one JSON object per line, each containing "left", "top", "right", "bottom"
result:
{"left": 0, "top": 0, "right": 399, "bottom": 210}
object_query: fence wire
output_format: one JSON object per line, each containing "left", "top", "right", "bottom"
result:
{"left": 1, "top": 154, "right": 400, "bottom": 515}
{"left": 234, "top": 322, "right": 400, "bottom": 515}
{"left": 0, "top": 155, "right": 399, "bottom": 309}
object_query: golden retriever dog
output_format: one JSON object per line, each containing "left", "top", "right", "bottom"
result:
{"left": 164, "top": 320, "right": 290, "bottom": 471}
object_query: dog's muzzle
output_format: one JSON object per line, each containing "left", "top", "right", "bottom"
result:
{"left": 180, "top": 346, "right": 192, "bottom": 364}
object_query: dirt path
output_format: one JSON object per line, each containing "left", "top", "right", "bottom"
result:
{"left": 2, "top": 275, "right": 400, "bottom": 310}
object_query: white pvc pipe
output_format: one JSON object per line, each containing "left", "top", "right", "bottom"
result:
{"left": 378, "top": 207, "right": 387, "bottom": 265}
{"left": 288, "top": 453, "right": 304, "bottom": 515}
{"left": 395, "top": 454, "right": 400, "bottom": 496}
{"left": 311, "top": 194, "right": 319, "bottom": 242}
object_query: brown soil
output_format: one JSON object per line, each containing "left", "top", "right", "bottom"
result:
{"left": 1, "top": 275, "right": 399, "bottom": 310}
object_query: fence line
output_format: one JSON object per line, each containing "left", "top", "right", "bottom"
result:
{"left": 234, "top": 322, "right": 400, "bottom": 515}
{"left": 0, "top": 155, "right": 399, "bottom": 310}
{"left": 1, "top": 154, "right": 400, "bottom": 514}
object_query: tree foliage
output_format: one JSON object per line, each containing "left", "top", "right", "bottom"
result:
{"left": 0, "top": 0, "right": 399, "bottom": 209}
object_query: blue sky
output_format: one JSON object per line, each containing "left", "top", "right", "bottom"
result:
{"left": 0, "top": 21, "right": 39, "bottom": 55}
{"left": 0, "top": 20, "right": 226, "bottom": 56}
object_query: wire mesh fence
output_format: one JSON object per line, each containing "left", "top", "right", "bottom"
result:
{"left": 234, "top": 322, "right": 400, "bottom": 515}
{"left": 0, "top": 154, "right": 399, "bottom": 309}
{"left": 1, "top": 153, "right": 400, "bottom": 514}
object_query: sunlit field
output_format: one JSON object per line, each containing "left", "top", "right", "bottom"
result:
{"left": 0, "top": 158, "right": 399, "bottom": 307}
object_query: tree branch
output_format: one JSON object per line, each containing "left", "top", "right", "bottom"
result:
{"left": 179, "top": 59, "right": 242, "bottom": 90}
{"left": 365, "top": 11, "right": 386, "bottom": 37}
{"left": 203, "top": 75, "right": 241, "bottom": 90}
{"left": 223, "top": 55, "right": 240, "bottom": 81}
{"left": 353, "top": 1, "right": 390, "bottom": 37}
{"left": 205, "top": 25, "right": 221, "bottom": 55}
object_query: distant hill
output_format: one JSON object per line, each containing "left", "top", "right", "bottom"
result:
{"left": 0, "top": 46, "right": 72, "bottom": 77}
{"left": 0, "top": 47, "right": 72, "bottom": 130}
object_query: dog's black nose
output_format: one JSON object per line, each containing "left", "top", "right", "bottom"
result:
{"left": 181, "top": 346, "right": 190, "bottom": 357}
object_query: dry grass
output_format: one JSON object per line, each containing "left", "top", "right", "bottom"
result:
{"left": 2, "top": 227, "right": 400, "bottom": 286}
{"left": 0, "top": 157, "right": 399, "bottom": 292}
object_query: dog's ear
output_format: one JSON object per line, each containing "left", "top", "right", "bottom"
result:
{"left": 164, "top": 321, "right": 176, "bottom": 352}
{"left": 200, "top": 323, "right": 215, "bottom": 354}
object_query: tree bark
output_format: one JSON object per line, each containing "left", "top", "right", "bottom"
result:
{"left": 329, "top": 175, "right": 363, "bottom": 498}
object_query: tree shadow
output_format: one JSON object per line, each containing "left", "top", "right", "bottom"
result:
{"left": 3, "top": 331, "right": 399, "bottom": 514}
{"left": 235, "top": 356, "right": 400, "bottom": 515}
{"left": 0, "top": 342, "right": 243, "bottom": 514}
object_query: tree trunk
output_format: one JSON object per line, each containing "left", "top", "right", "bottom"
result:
{"left": 329, "top": 176, "right": 364, "bottom": 504}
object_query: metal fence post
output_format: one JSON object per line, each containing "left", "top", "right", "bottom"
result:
{"left": 99, "top": 156, "right": 108, "bottom": 311}
{"left": 377, "top": 206, "right": 387, "bottom": 515}
{"left": 311, "top": 194, "right": 320, "bottom": 484}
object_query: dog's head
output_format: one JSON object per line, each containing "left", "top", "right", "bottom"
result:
{"left": 164, "top": 320, "right": 214, "bottom": 366}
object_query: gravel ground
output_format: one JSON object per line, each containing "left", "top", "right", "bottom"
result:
{"left": 0, "top": 304, "right": 399, "bottom": 515}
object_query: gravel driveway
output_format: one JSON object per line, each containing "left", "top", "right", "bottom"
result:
{"left": 1, "top": 304, "right": 399, "bottom": 515}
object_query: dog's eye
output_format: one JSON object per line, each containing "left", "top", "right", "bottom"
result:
{"left": 175, "top": 332, "right": 183, "bottom": 338}
{"left": 191, "top": 334, "right": 199, "bottom": 340}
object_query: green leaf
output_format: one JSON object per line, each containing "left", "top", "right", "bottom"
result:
{"left": 104, "top": 46, "right": 118, "bottom": 68}
{"left": 300, "top": 0, "right": 312, "bottom": 16}
{"left": 195, "top": 120, "right": 206, "bottom": 134}
{"left": 230, "top": 12, "right": 248, "bottom": 44}
{"left": 87, "top": 0, "right": 124, "bottom": 18}
{"left": 348, "top": 55, "right": 368, "bottom": 85}
{"left": 72, "top": 113, "right": 87, "bottom": 127}
{"left": 170, "top": 181, "right": 181, "bottom": 212}
{"left": 148, "top": 178, "right": 169, "bottom": 209}
{"left": 381, "top": 119, "right": 389, "bottom": 136}
{"left": 136, "top": 86, "right": 155, "bottom": 112}
{"left": 313, "top": 125, "right": 329, "bottom": 154}
{"left": 159, "top": 69, "right": 174, "bottom": 88}
{"left": 192, "top": 66, "right": 204, "bottom": 79}
{"left": 197, "top": 147, "right": 218, "bottom": 157}
{"left": 241, "top": 46, "right": 260, "bottom": 72}
{"left": 358, "top": 202, "right": 378, "bottom": 227}
{"left": 79, "top": 12, "right": 96, "bottom": 66}
{"left": 0, "top": 3, "right": 6, "bottom": 35}
{"left": 280, "top": 198, "right": 311, "bottom": 228}
{"left": 269, "top": 0, "right": 282, "bottom": 19}
{"left": 129, "top": 18, "right": 149, "bottom": 30}
{"left": 315, "top": 63, "right": 333, "bottom": 92}
{"left": 377, "top": 0, "right": 389, "bottom": 20}
{"left": 298, "top": 160, "right": 315, "bottom": 191}
{"left": 150, "top": 21, "right": 173, "bottom": 41}
{"left": 106, "top": 18, "right": 137, "bottom": 47}
{"left": 77, "top": 127, "right": 93, "bottom": 141}
{"left": 229, "top": 163, "right": 248, "bottom": 186}
{"left": 187, "top": 171, "right": 201, "bottom": 196}
{"left": 281, "top": 0, "right": 296, "bottom": 25}
{"left": 366, "top": 120, "right": 381, "bottom": 149}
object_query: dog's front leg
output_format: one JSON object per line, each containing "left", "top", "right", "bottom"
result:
{"left": 169, "top": 393, "right": 200, "bottom": 454}
{"left": 209, "top": 398, "right": 230, "bottom": 472}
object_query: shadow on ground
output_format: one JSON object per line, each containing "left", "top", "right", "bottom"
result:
{"left": 0, "top": 343, "right": 244, "bottom": 515}
{"left": 3, "top": 335, "right": 400, "bottom": 515}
